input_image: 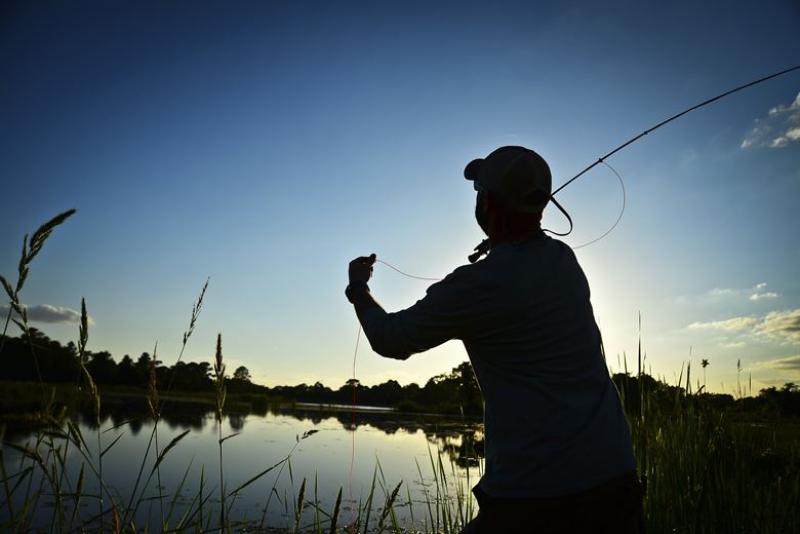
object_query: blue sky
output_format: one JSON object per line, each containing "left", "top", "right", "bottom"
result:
{"left": 1, "top": 0, "right": 799, "bottom": 393}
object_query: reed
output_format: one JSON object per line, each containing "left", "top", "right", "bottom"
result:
{"left": 214, "top": 333, "right": 227, "bottom": 529}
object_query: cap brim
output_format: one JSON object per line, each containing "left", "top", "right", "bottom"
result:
{"left": 464, "top": 158, "right": 483, "bottom": 181}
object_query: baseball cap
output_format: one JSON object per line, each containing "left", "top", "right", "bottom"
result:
{"left": 464, "top": 146, "right": 552, "bottom": 213}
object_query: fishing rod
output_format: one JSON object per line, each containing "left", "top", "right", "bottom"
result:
{"left": 555, "top": 64, "right": 800, "bottom": 196}
{"left": 467, "top": 63, "right": 800, "bottom": 262}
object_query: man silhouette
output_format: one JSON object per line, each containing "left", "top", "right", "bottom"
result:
{"left": 346, "top": 146, "right": 643, "bottom": 533}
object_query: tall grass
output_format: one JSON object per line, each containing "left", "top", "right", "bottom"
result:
{"left": 2, "top": 210, "right": 799, "bottom": 532}
{"left": 616, "top": 327, "right": 800, "bottom": 533}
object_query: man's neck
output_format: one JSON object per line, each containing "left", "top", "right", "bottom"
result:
{"left": 489, "top": 227, "right": 544, "bottom": 247}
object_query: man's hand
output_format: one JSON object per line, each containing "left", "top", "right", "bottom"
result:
{"left": 348, "top": 253, "right": 377, "bottom": 285}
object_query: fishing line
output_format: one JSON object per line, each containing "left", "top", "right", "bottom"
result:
{"left": 347, "top": 325, "right": 361, "bottom": 526}
{"left": 376, "top": 259, "right": 442, "bottom": 281}
{"left": 346, "top": 266, "right": 433, "bottom": 529}
{"left": 572, "top": 160, "right": 626, "bottom": 250}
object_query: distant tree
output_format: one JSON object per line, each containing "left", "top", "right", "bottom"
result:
{"left": 117, "top": 354, "right": 137, "bottom": 385}
{"left": 86, "top": 351, "right": 116, "bottom": 384}
{"left": 65, "top": 341, "right": 78, "bottom": 358}
{"left": 337, "top": 379, "right": 364, "bottom": 402}
{"left": 233, "top": 366, "right": 252, "bottom": 383}
{"left": 134, "top": 352, "right": 152, "bottom": 386}
{"left": 371, "top": 379, "right": 404, "bottom": 405}
{"left": 758, "top": 383, "right": 800, "bottom": 417}
{"left": 308, "top": 381, "right": 333, "bottom": 402}
{"left": 172, "top": 361, "right": 212, "bottom": 390}
{"left": 451, "top": 362, "right": 482, "bottom": 414}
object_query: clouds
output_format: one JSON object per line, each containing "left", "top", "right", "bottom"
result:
{"left": 752, "top": 355, "right": 800, "bottom": 374}
{"left": 748, "top": 282, "right": 781, "bottom": 301}
{"left": 689, "top": 307, "right": 800, "bottom": 345}
{"left": 689, "top": 316, "right": 759, "bottom": 331}
{"left": 0, "top": 304, "right": 88, "bottom": 325}
{"left": 757, "top": 309, "right": 800, "bottom": 343}
{"left": 741, "top": 91, "right": 800, "bottom": 149}
{"left": 677, "top": 282, "right": 781, "bottom": 304}
{"left": 719, "top": 341, "right": 746, "bottom": 349}
{"left": 750, "top": 291, "right": 779, "bottom": 301}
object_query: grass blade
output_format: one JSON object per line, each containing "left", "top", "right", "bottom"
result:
{"left": 150, "top": 430, "right": 190, "bottom": 475}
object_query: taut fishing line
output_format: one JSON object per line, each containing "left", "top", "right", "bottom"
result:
{"left": 345, "top": 64, "right": 800, "bottom": 524}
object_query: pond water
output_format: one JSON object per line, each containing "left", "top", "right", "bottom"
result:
{"left": 2, "top": 403, "right": 485, "bottom": 532}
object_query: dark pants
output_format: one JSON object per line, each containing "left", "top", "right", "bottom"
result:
{"left": 459, "top": 471, "right": 645, "bottom": 534}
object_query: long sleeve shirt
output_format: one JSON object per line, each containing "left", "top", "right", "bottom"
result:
{"left": 359, "top": 235, "right": 636, "bottom": 498}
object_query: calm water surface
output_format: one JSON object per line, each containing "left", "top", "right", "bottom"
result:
{"left": 3, "top": 405, "right": 484, "bottom": 531}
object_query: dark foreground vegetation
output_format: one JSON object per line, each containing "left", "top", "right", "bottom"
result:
{"left": 2, "top": 211, "right": 799, "bottom": 532}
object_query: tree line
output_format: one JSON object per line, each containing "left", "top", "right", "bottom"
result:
{"left": 1, "top": 329, "right": 798, "bottom": 418}
{"left": 0, "top": 329, "right": 482, "bottom": 415}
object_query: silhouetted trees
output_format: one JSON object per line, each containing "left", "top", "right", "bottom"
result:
{"left": 2, "top": 331, "right": 800, "bottom": 418}
{"left": 758, "top": 382, "right": 800, "bottom": 416}
{"left": 0, "top": 328, "right": 80, "bottom": 382}
{"left": 268, "top": 364, "right": 483, "bottom": 416}
{"left": 233, "top": 366, "right": 251, "bottom": 382}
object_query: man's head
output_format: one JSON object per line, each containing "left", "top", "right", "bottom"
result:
{"left": 464, "top": 146, "right": 552, "bottom": 241}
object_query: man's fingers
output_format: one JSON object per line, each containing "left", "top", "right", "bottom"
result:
{"left": 352, "top": 254, "right": 377, "bottom": 265}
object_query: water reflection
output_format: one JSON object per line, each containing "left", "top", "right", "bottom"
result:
{"left": 278, "top": 405, "right": 485, "bottom": 467}
{"left": 5, "top": 398, "right": 486, "bottom": 469}
{"left": 77, "top": 396, "right": 212, "bottom": 434}
{"left": 433, "top": 428, "right": 485, "bottom": 468}
{"left": 3, "top": 399, "right": 486, "bottom": 531}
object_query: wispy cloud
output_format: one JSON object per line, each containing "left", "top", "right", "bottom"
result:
{"left": 752, "top": 355, "right": 800, "bottom": 373}
{"left": 756, "top": 309, "right": 800, "bottom": 343}
{"left": 0, "top": 304, "right": 89, "bottom": 325}
{"left": 750, "top": 291, "right": 779, "bottom": 301}
{"left": 741, "top": 91, "right": 800, "bottom": 149}
{"left": 719, "top": 341, "right": 747, "bottom": 349}
{"left": 749, "top": 282, "right": 781, "bottom": 301}
{"left": 677, "top": 282, "right": 780, "bottom": 305}
{"left": 689, "top": 308, "right": 800, "bottom": 345}
{"left": 689, "top": 316, "right": 759, "bottom": 331}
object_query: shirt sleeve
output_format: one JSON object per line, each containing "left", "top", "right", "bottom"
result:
{"left": 359, "top": 265, "right": 494, "bottom": 360}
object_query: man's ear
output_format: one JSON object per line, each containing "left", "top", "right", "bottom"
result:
{"left": 484, "top": 191, "right": 504, "bottom": 213}
{"left": 479, "top": 191, "right": 492, "bottom": 211}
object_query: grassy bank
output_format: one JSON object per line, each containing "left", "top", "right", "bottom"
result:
{"left": 3, "top": 372, "right": 799, "bottom": 532}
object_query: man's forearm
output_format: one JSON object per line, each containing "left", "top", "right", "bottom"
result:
{"left": 347, "top": 283, "right": 413, "bottom": 359}
{"left": 346, "top": 283, "right": 386, "bottom": 323}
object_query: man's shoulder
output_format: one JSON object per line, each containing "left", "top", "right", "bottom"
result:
{"left": 427, "top": 260, "right": 494, "bottom": 295}
{"left": 487, "top": 236, "right": 575, "bottom": 263}
{"left": 431, "top": 236, "right": 578, "bottom": 291}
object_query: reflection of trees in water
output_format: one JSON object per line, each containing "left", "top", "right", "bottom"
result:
{"left": 72, "top": 397, "right": 216, "bottom": 435}
{"left": 428, "top": 428, "right": 485, "bottom": 469}
{"left": 279, "top": 407, "right": 429, "bottom": 435}
{"left": 275, "top": 406, "right": 484, "bottom": 468}
{"left": 6, "top": 400, "right": 482, "bottom": 472}
{"left": 228, "top": 413, "right": 246, "bottom": 431}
